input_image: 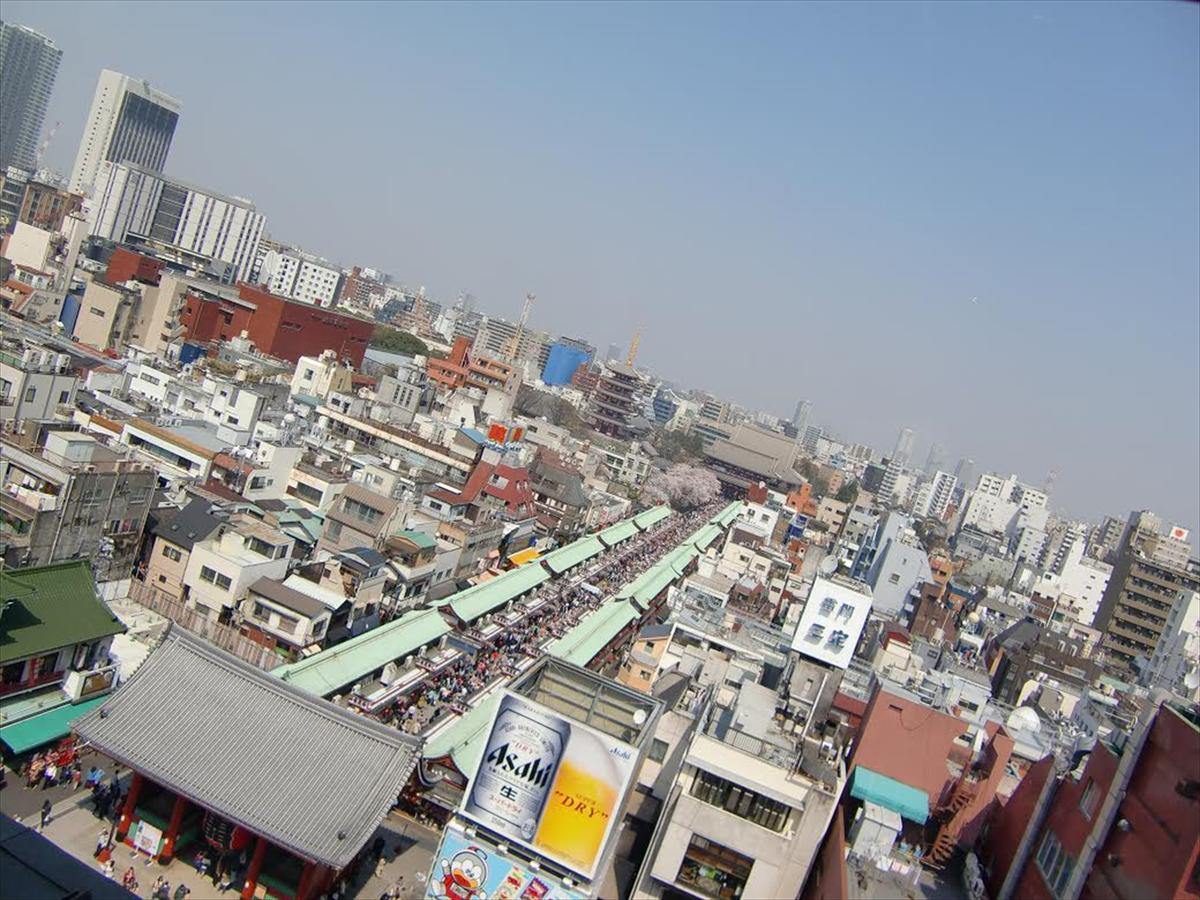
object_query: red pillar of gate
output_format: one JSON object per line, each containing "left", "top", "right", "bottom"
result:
{"left": 158, "top": 794, "right": 188, "bottom": 862}
{"left": 240, "top": 836, "right": 268, "bottom": 900}
{"left": 115, "top": 772, "right": 144, "bottom": 842}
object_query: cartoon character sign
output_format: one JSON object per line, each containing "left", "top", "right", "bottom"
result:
{"left": 436, "top": 845, "right": 489, "bottom": 900}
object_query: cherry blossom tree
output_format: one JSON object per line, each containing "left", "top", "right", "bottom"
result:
{"left": 643, "top": 464, "right": 721, "bottom": 510}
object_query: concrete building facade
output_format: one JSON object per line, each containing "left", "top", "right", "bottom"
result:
{"left": 69, "top": 69, "right": 180, "bottom": 196}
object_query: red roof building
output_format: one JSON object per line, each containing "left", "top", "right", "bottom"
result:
{"left": 179, "top": 283, "right": 373, "bottom": 366}
{"left": 850, "top": 688, "right": 1014, "bottom": 865}
{"left": 983, "top": 698, "right": 1200, "bottom": 900}
{"left": 426, "top": 448, "right": 536, "bottom": 521}
{"left": 105, "top": 247, "right": 164, "bottom": 286}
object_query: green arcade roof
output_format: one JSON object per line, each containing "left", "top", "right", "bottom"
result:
{"left": 665, "top": 543, "right": 701, "bottom": 576}
{"left": 547, "top": 600, "right": 641, "bottom": 668}
{"left": 634, "top": 505, "right": 672, "bottom": 530}
{"left": 273, "top": 607, "right": 451, "bottom": 697}
{"left": 446, "top": 564, "right": 549, "bottom": 623}
{"left": 598, "top": 519, "right": 639, "bottom": 546}
{"left": 0, "top": 696, "right": 108, "bottom": 755}
{"left": 0, "top": 562, "right": 125, "bottom": 664}
{"left": 688, "top": 523, "right": 723, "bottom": 550}
{"left": 541, "top": 535, "right": 604, "bottom": 575}
{"left": 710, "top": 500, "right": 744, "bottom": 527}
{"left": 618, "top": 561, "right": 678, "bottom": 610}
{"left": 849, "top": 766, "right": 929, "bottom": 824}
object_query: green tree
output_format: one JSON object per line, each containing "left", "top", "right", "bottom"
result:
{"left": 370, "top": 326, "right": 429, "bottom": 356}
{"left": 835, "top": 479, "right": 859, "bottom": 504}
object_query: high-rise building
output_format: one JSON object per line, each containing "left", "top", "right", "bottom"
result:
{"left": 0, "top": 22, "right": 62, "bottom": 173}
{"left": 892, "top": 426, "right": 915, "bottom": 467}
{"left": 1094, "top": 532, "right": 1199, "bottom": 682}
{"left": 953, "top": 456, "right": 975, "bottom": 490}
{"left": 923, "top": 441, "right": 945, "bottom": 475}
{"left": 791, "top": 398, "right": 812, "bottom": 434}
{"left": 88, "top": 161, "right": 265, "bottom": 283}
{"left": 69, "top": 69, "right": 180, "bottom": 196}
{"left": 913, "top": 470, "right": 958, "bottom": 521}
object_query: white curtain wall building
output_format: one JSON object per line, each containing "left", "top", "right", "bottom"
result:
{"left": 88, "top": 161, "right": 265, "bottom": 283}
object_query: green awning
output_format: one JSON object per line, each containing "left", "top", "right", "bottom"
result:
{"left": 689, "top": 523, "right": 723, "bottom": 550}
{"left": 849, "top": 766, "right": 929, "bottom": 824}
{"left": 542, "top": 536, "right": 604, "bottom": 575}
{"left": 0, "top": 696, "right": 110, "bottom": 755}
{"left": 273, "top": 607, "right": 451, "bottom": 696}
{"left": 448, "top": 564, "right": 549, "bottom": 623}
{"left": 598, "top": 519, "right": 638, "bottom": 547}
{"left": 548, "top": 600, "right": 641, "bottom": 667}
{"left": 634, "top": 505, "right": 672, "bottom": 530}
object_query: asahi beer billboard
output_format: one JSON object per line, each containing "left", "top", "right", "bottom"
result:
{"left": 461, "top": 691, "right": 639, "bottom": 881}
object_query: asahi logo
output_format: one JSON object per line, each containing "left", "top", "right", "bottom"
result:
{"left": 484, "top": 742, "right": 554, "bottom": 788}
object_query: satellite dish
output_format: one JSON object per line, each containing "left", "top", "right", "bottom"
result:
{"left": 819, "top": 556, "right": 838, "bottom": 577}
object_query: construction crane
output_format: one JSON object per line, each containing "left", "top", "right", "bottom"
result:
{"left": 34, "top": 121, "right": 60, "bottom": 171}
{"left": 626, "top": 329, "right": 641, "bottom": 367}
{"left": 505, "top": 292, "right": 535, "bottom": 363}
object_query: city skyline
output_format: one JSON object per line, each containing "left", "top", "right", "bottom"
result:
{"left": 5, "top": 0, "right": 1198, "bottom": 530}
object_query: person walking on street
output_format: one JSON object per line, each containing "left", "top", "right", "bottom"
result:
{"left": 94, "top": 827, "right": 108, "bottom": 858}
{"left": 121, "top": 866, "right": 138, "bottom": 893}
{"left": 173, "top": 884, "right": 191, "bottom": 900}
{"left": 101, "top": 859, "right": 115, "bottom": 880}
{"left": 38, "top": 799, "right": 51, "bottom": 831}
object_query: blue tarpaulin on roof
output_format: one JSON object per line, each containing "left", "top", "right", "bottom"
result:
{"left": 849, "top": 766, "right": 929, "bottom": 824}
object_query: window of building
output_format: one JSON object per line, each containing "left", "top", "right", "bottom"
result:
{"left": 648, "top": 738, "right": 669, "bottom": 763}
{"left": 247, "top": 536, "right": 280, "bottom": 559}
{"left": 677, "top": 834, "right": 754, "bottom": 899}
{"left": 1035, "top": 830, "right": 1074, "bottom": 899}
{"left": 162, "top": 544, "right": 182, "bottom": 562}
{"left": 1080, "top": 779, "right": 1100, "bottom": 820}
{"left": 888, "top": 572, "right": 901, "bottom": 584}
{"left": 24, "top": 387, "right": 36, "bottom": 403}
{"left": 58, "top": 390, "right": 71, "bottom": 404}
{"left": 344, "top": 497, "right": 382, "bottom": 525}
{"left": 199, "top": 566, "right": 232, "bottom": 590}
{"left": 252, "top": 602, "right": 270, "bottom": 621}
{"left": 2, "top": 661, "right": 26, "bottom": 686}
{"left": 690, "top": 769, "right": 791, "bottom": 832}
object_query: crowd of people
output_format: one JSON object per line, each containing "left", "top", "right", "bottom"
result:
{"left": 378, "top": 502, "right": 723, "bottom": 736}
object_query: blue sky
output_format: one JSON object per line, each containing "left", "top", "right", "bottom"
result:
{"left": 8, "top": 1, "right": 1199, "bottom": 530}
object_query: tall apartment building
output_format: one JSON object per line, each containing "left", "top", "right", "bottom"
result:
{"left": 87, "top": 161, "right": 265, "bottom": 283}
{"left": 891, "top": 426, "right": 916, "bottom": 467}
{"left": 0, "top": 22, "right": 62, "bottom": 173}
{"left": 1094, "top": 538, "right": 1200, "bottom": 682}
{"left": 791, "top": 398, "right": 812, "bottom": 433}
{"left": 69, "top": 69, "right": 181, "bottom": 196}
{"left": 472, "top": 315, "right": 551, "bottom": 369}
{"left": 254, "top": 239, "right": 342, "bottom": 307}
{"left": 912, "top": 470, "right": 957, "bottom": 520}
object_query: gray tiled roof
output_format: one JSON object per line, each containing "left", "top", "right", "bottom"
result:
{"left": 74, "top": 627, "right": 417, "bottom": 869}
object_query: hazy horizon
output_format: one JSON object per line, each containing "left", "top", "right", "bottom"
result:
{"left": 7, "top": 0, "right": 1199, "bottom": 533}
